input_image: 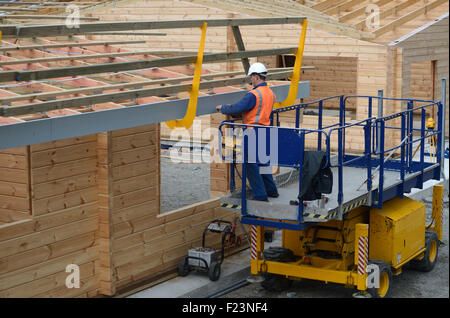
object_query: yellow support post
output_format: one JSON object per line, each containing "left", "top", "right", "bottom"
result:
{"left": 354, "top": 223, "right": 369, "bottom": 290}
{"left": 165, "top": 22, "right": 207, "bottom": 130}
{"left": 431, "top": 184, "right": 444, "bottom": 241}
{"left": 273, "top": 19, "right": 308, "bottom": 110}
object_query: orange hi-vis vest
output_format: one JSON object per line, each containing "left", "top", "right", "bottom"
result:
{"left": 243, "top": 85, "right": 276, "bottom": 126}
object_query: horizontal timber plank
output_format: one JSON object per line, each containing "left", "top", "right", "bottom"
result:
{"left": 0, "top": 216, "right": 98, "bottom": 258}
{"left": 0, "top": 202, "right": 97, "bottom": 241}
{"left": 0, "top": 180, "right": 28, "bottom": 198}
{"left": 32, "top": 157, "right": 97, "bottom": 184}
{"left": 0, "top": 262, "right": 95, "bottom": 298}
{"left": 30, "top": 134, "right": 97, "bottom": 152}
{"left": 113, "top": 173, "right": 157, "bottom": 196}
{"left": 32, "top": 187, "right": 97, "bottom": 216}
{"left": 112, "top": 187, "right": 157, "bottom": 211}
{"left": 32, "top": 172, "right": 96, "bottom": 200}
{"left": 112, "top": 145, "right": 157, "bottom": 167}
{"left": 0, "top": 194, "right": 29, "bottom": 212}
{"left": 0, "top": 153, "right": 27, "bottom": 169}
{"left": 112, "top": 200, "right": 159, "bottom": 225}
{"left": 0, "top": 167, "right": 28, "bottom": 184}
{"left": 0, "top": 245, "right": 97, "bottom": 291}
{"left": 112, "top": 131, "right": 157, "bottom": 152}
{"left": 31, "top": 142, "right": 97, "bottom": 169}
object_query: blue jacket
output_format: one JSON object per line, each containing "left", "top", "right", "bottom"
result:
{"left": 219, "top": 83, "right": 267, "bottom": 116}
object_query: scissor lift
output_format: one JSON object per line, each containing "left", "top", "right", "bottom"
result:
{"left": 218, "top": 83, "right": 446, "bottom": 297}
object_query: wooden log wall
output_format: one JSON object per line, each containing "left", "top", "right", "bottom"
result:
{"left": 0, "top": 122, "right": 246, "bottom": 297}
{"left": 301, "top": 56, "right": 358, "bottom": 110}
{"left": 0, "top": 146, "right": 31, "bottom": 225}
{"left": 0, "top": 135, "right": 99, "bottom": 297}
{"left": 397, "top": 15, "right": 449, "bottom": 138}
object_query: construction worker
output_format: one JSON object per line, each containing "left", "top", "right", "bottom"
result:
{"left": 216, "top": 62, "right": 279, "bottom": 201}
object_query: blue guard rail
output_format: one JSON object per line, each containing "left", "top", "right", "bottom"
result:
{"left": 218, "top": 79, "right": 446, "bottom": 231}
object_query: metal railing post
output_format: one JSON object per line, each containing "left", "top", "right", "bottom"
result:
{"left": 378, "top": 119, "right": 385, "bottom": 209}
{"left": 439, "top": 78, "right": 446, "bottom": 179}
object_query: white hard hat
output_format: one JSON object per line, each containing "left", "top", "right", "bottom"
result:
{"left": 247, "top": 62, "right": 268, "bottom": 76}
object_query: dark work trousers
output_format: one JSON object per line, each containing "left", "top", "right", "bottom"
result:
{"left": 245, "top": 163, "right": 278, "bottom": 200}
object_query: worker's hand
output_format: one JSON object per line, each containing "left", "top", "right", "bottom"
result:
{"left": 216, "top": 105, "right": 222, "bottom": 112}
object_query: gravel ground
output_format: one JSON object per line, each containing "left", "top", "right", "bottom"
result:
{"left": 160, "top": 152, "right": 210, "bottom": 213}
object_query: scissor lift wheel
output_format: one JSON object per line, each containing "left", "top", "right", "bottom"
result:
{"left": 408, "top": 230, "right": 439, "bottom": 272}
{"left": 367, "top": 260, "right": 392, "bottom": 298}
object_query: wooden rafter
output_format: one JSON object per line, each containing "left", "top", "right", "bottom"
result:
{"left": 369, "top": 0, "right": 448, "bottom": 38}
{"left": 184, "top": 0, "right": 374, "bottom": 39}
{"left": 339, "top": 0, "right": 390, "bottom": 23}
{"left": 354, "top": 0, "right": 422, "bottom": 31}
{"left": 312, "top": 0, "right": 347, "bottom": 12}
{"left": 324, "top": 0, "right": 365, "bottom": 16}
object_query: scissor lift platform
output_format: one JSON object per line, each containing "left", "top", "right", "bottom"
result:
{"left": 220, "top": 161, "right": 440, "bottom": 223}
{"left": 218, "top": 93, "right": 445, "bottom": 231}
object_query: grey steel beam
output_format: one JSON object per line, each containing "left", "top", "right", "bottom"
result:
{"left": 0, "top": 82, "right": 310, "bottom": 150}
{"left": 1, "top": 47, "right": 298, "bottom": 82}
{"left": 0, "top": 17, "right": 306, "bottom": 37}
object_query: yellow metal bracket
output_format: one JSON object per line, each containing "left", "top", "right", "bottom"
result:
{"left": 430, "top": 184, "right": 444, "bottom": 241}
{"left": 165, "top": 22, "right": 207, "bottom": 130}
{"left": 273, "top": 19, "right": 308, "bottom": 110}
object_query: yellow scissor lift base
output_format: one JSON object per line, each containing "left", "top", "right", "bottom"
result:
{"left": 250, "top": 185, "right": 444, "bottom": 297}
